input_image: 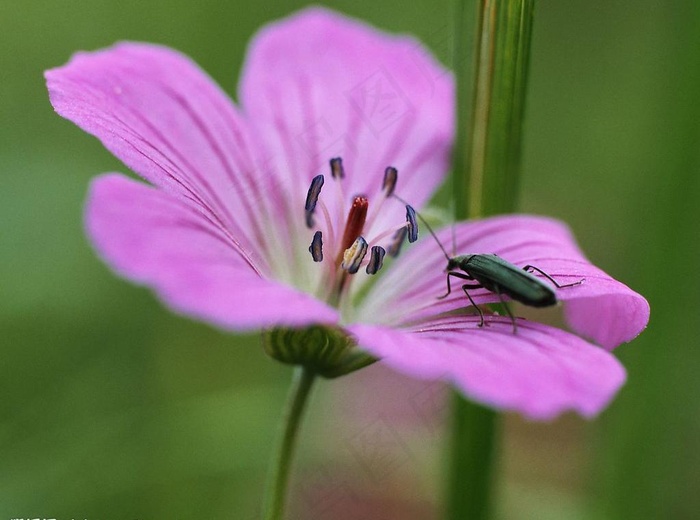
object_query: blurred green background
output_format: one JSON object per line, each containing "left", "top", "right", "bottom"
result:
{"left": 1, "top": 0, "right": 698, "bottom": 518}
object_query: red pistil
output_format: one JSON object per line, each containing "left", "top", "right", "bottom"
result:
{"left": 337, "top": 195, "right": 368, "bottom": 262}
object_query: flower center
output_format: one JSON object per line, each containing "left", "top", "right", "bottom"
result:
{"left": 304, "top": 158, "right": 417, "bottom": 308}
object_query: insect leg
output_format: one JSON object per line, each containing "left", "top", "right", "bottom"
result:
{"left": 494, "top": 285, "right": 517, "bottom": 333}
{"left": 439, "top": 272, "right": 486, "bottom": 328}
{"left": 438, "top": 271, "right": 478, "bottom": 300}
{"left": 522, "top": 265, "right": 585, "bottom": 288}
{"left": 460, "top": 284, "right": 486, "bottom": 328}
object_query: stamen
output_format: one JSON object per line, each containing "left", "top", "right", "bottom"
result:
{"left": 341, "top": 236, "right": 368, "bottom": 274}
{"left": 304, "top": 174, "right": 325, "bottom": 228}
{"left": 366, "top": 221, "right": 409, "bottom": 250}
{"left": 366, "top": 246, "right": 386, "bottom": 275}
{"left": 308, "top": 231, "right": 323, "bottom": 262}
{"left": 316, "top": 198, "right": 335, "bottom": 256}
{"left": 387, "top": 227, "right": 407, "bottom": 257}
{"left": 405, "top": 205, "right": 418, "bottom": 243}
{"left": 382, "top": 166, "right": 398, "bottom": 197}
{"left": 330, "top": 157, "right": 345, "bottom": 179}
{"left": 339, "top": 195, "right": 369, "bottom": 253}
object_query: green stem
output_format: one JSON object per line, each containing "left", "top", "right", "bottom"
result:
{"left": 447, "top": 1, "right": 535, "bottom": 519}
{"left": 454, "top": 0, "right": 534, "bottom": 219}
{"left": 263, "top": 366, "right": 316, "bottom": 520}
{"left": 447, "top": 395, "right": 498, "bottom": 519}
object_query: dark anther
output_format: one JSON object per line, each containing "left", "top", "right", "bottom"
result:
{"left": 387, "top": 227, "right": 407, "bottom": 257}
{"left": 405, "top": 205, "right": 418, "bottom": 243}
{"left": 366, "top": 246, "right": 386, "bottom": 275}
{"left": 382, "top": 166, "right": 398, "bottom": 197}
{"left": 304, "top": 175, "right": 325, "bottom": 212}
{"left": 308, "top": 231, "right": 323, "bottom": 262}
{"left": 330, "top": 157, "right": 345, "bottom": 179}
{"left": 342, "top": 236, "right": 368, "bottom": 274}
{"left": 304, "top": 174, "right": 325, "bottom": 228}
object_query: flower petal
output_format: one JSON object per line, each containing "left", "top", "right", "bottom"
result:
{"left": 348, "top": 318, "right": 626, "bottom": 420}
{"left": 563, "top": 293, "right": 649, "bottom": 351}
{"left": 239, "top": 7, "right": 454, "bottom": 240}
{"left": 46, "top": 42, "right": 275, "bottom": 271}
{"left": 86, "top": 174, "right": 338, "bottom": 330}
{"left": 360, "top": 215, "right": 649, "bottom": 349}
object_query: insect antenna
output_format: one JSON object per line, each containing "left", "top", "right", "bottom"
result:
{"left": 393, "top": 194, "right": 451, "bottom": 262}
{"left": 448, "top": 199, "right": 457, "bottom": 257}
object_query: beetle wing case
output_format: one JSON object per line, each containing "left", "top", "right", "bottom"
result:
{"left": 464, "top": 254, "right": 557, "bottom": 307}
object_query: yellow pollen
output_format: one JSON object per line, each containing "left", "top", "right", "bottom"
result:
{"left": 341, "top": 242, "right": 359, "bottom": 269}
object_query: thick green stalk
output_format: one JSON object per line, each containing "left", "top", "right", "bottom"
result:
{"left": 446, "top": 1, "right": 535, "bottom": 519}
{"left": 263, "top": 366, "right": 316, "bottom": 520}
{"left": 453, "top": 0, "right": 534, "bottom": 219}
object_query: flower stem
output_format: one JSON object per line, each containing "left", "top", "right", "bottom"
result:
{"left": 447, "top": 394, "right": 498, "bottom": 519}
{"left": 447, "top": 1, "right": 535, "bottom": 519}
{"left": 263, "top": 366, "right": 316, "bottom": 520}
{"left": 453, "top": 0, "right": 534, "bottom": 220}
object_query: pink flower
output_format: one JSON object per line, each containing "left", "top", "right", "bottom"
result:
{"left": 46, "top": 8, "right": 648, "bottom": 420}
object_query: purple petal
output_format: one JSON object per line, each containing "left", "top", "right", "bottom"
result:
{"left": 87, "top": 174, "right": 338, "bottom": 330}
{"left": 361, "top": 215, "right": 649, "bottom": 349}
{"left": 240, "top": 7, "right": 454, "bottom": 236}
{"left": 348, "top": 318, "right": 626, "bottom": 420}
{"left": 563, "top": 293, "right": 649, "bottom": 351}
{"left": 46, "top": 42, "right": 275, "bottom": 269}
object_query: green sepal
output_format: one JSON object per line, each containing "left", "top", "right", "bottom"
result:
{"left": 263, "top": 325, "right": 377, "bottom": 378}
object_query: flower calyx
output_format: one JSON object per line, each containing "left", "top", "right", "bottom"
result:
{"left": 263, "top": 325, "right": 377, "bottom": 378}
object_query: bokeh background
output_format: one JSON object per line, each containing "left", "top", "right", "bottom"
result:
{"left": 2, "top": 1, "right": 698, "bottom": 518}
